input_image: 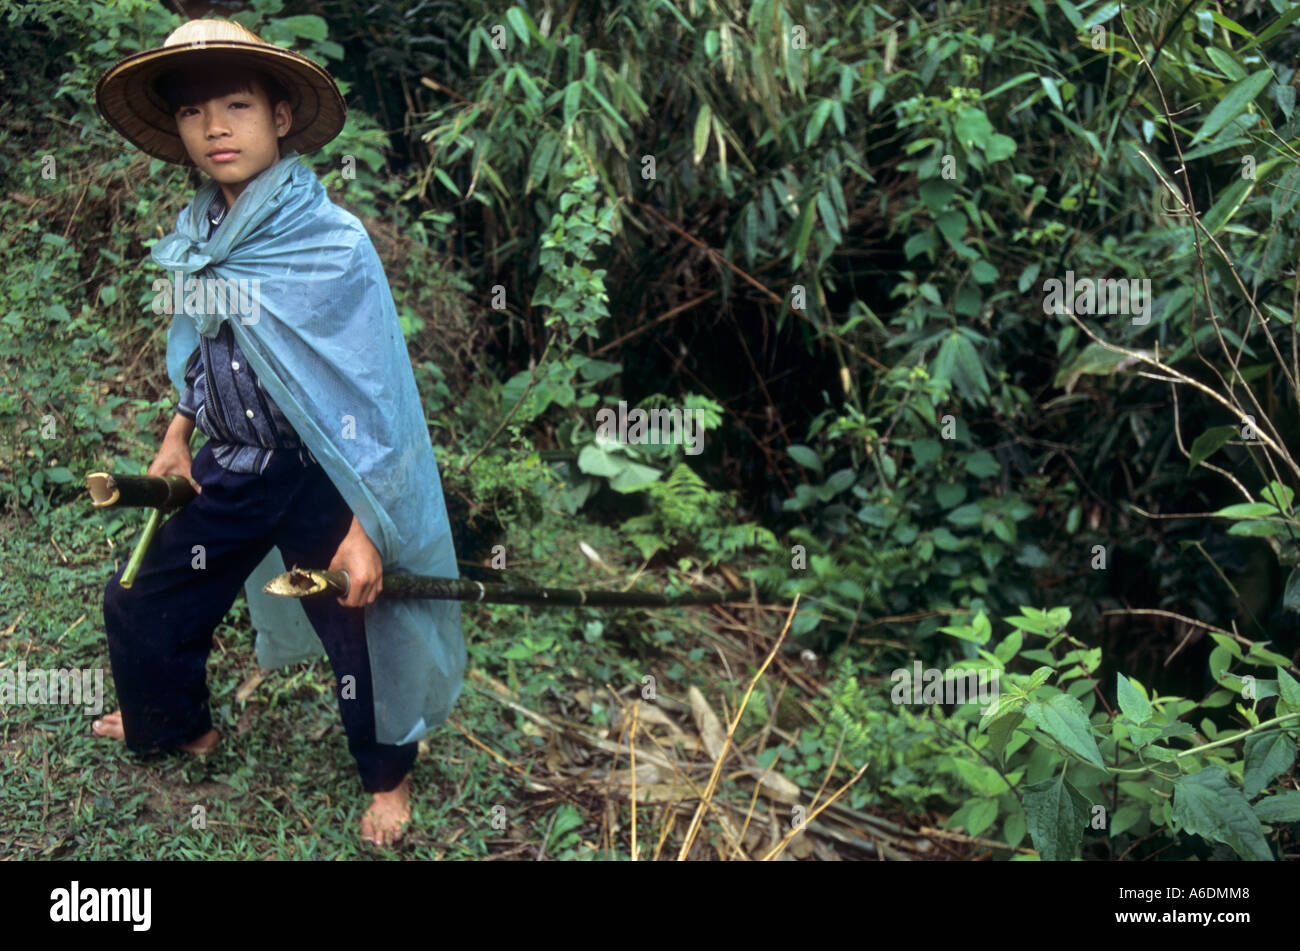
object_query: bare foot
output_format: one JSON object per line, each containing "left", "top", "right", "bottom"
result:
{"left": 361, "top": 775, "right": 412, "bottom": 847}
{"left": 91, "top": 710, "right": 220, "bottom": 755}
{"left": 178, "top": 729, "right": 220, "bottom": 755}
{"left": 91, "top": 710, "right": 126, "bottom": 740}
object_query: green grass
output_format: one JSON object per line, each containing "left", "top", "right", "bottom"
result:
{"left": 0, "top": 490, "right": 762, "bottom": 859}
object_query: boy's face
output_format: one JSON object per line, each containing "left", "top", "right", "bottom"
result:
{"left": 173, "top": 77, "right": 292, "bottom": 205}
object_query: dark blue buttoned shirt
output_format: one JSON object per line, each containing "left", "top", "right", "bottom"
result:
{"left": 176, "top": 193, "right": 317, "bottom": 474}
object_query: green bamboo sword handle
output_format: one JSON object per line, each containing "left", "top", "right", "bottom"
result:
{"left": 86, "top": 472, "right": 197, "bottom": 589}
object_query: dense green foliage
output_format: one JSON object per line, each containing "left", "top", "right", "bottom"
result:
{"left": 4, "top": 0, "right": 1300, "bottom": 860}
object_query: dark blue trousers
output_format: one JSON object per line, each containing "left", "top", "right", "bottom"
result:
{"left": 102, "top": 440, "right": 416, "bottom": 792}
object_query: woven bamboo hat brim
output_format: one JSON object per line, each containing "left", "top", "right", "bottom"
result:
{"left": 95, "top": 19, "right": 345, "bottom": 166}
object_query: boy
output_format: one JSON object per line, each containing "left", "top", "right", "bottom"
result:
{"left": 92, "top": 18, "right": 465, "bottom": 847}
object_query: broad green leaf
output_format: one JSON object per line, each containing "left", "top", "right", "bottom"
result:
{"left": 1249, "top": 643, "right": 1296, "bottom": 668}
{"left": 947, "top": 503, "right": 983, "bottom": 526}
{"left": 608, "top": 461, "right": 663, "bottom": 492}
{"left": 1123, "top": 724, "right": 1162, "bottom": 749}
{"left": 1215, "top": 501, "right": 1279, "bottom": 518}
{"left": 935, "top": 483, "right": 966, "bottom": 507}
{"left": 1111, "top": 804, "right": 1144, "bottom": 837}
{"left": 788, "top": 444, "right": 823, "bottom": 474}
{"left": 577, "top": 444, "right": 622, "bottom": 478}
{"left": 912, "top": 438, "right": 941, "bottom": 466}
{"left": 919, "top": 179, "right": 957, "bottom": 213}
{"left": 965, "top": 798, "right": 999, "bottom": 837}
{"left": 1277, "top": 667, "right": 1300, "bottom": 706}
{"left": 964, "top": 451, "right": 1000, "bottom": 478}
{"left": 1023, "top": 666, "right": 1054, "bottom": 691}
{"left": 935, "top": 210, "right": 968, "bottom": 247}
{"left": 1019, "top": 262, "right": 1041, "bottom": 294}
{"left": 1243, "top": 731, "right": 1294, "bottom": 798}
{"left": 1172, "top": 766, "right": 1273, "bottom": 860}
{"left": 904, "top": 228, "right": 937, "bottom": 260}
{"left": 1253, "top": 791, "right": 1300, "bottom": 822}
{"left": 1227, "top": 520, "right": 1288, "bottom": 537}
{"left": 1188, "top": 425, "right": 1236, "bottom": 471}
{"left": 986, "top": 709, "right": 1025, "bottom": 760}
{"left": 994, "top": 629, "right": 1023, "bottom": 664}
{"left": 277, "top": 14, "right": 327, "bottom": 41}
{"left": 949, "top": 334, "right": 990, "bottom": 401}
{"left": 577, "top": 359, "right": 621, "bottom": 382}
{"left": 954, "top": 107, "right": 994, "bottom": 148}
{"left": 1261, "top": 481, "right": 1294, "bottom": 510}
{"left": 1116, "top": 674, "right": 1153, "bottom": 724}
{"left": 1024, "top": 693, "right": 1107, "bottom": 769}
{"left": 823, "top": 469, "right": 856, "bottom": 495}
{"left": 1022, "top": 776, "right": 1089, "bottom": 860}
{"left": 953, "top": 758, "right": 1011, "bottom": 796}
{"left": 1003, "top": 810, "right": 1027, "bottom": 848}
{"left": 1053, "top": 342, "right": 1149, "bottom": 392}
{"left": 971, "top": 259, "right": 998, "bottom": 284}
{"left": 984, "top": 133, "right": 1017, "bottom": 161}
{"left": 932, "top": 527, "right": 962, "bottom": 550}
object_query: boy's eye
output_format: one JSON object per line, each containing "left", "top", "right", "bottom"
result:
{"left": 177, "top": 100, "right": 249, "bottom": 117}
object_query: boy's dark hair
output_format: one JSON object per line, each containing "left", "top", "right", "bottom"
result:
{"left": 154, "top": 62, "right": 292, "bottom": 116}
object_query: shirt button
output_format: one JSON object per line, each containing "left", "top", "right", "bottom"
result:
{"left": 231, "top": 361, "right": 240, "bottom": 370}
{"left": 245, "top": 409, "right": 255, "bottom": 419}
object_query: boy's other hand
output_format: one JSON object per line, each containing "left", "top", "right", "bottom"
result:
{"left": 148, "top": 440, "right": 201, "bottom": 495}
{"left": 329, "top": 525, "right": 383, "bottom": 608}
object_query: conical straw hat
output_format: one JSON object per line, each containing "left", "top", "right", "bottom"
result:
{"left": 95, "top": 18, "right": 345, "bottom": 166}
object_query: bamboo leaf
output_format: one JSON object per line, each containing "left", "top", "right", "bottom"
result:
{"left": 505, "top": 7, "right": 532, "bottom": 46}
{"left": 1188, "top": 425, "right": 1237, "bottom": 471}
{"left": 1201, "top": 177, "right": 1254, "bottom": 235}
{"left": 1242, "top": 3, "right": 1300, "bottom": 51}
{"left": 693, "top": 103, "right": 713, "bottom": 165}
{"left": 805, "top": 99, "right": 833, "bottom": 148}
{"left": 1191, "top": 69, "right": 1273, "bottom": 145}
{"left": 1038, "top": 75, "right": 1063, "bottom": 111}
{"left": 563, "top": 81, "right": 582, "bottom": 127}
{"left": 790, "top": 194, "right": 816, "bottom": 270}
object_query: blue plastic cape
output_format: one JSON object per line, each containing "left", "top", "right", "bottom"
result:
{"left": 150, "top": 151, "right": 464, "bottom": 745}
